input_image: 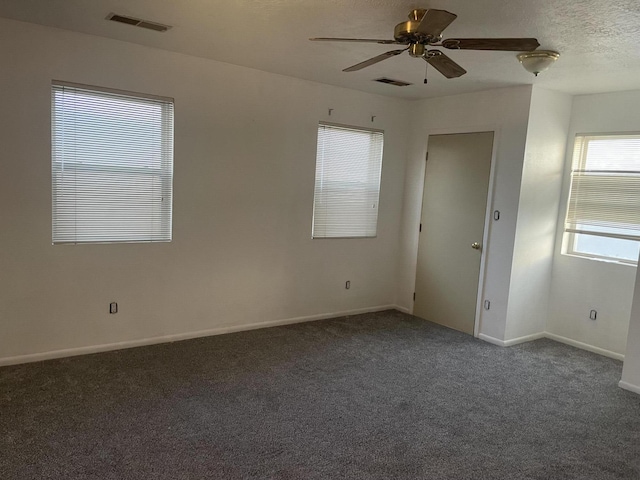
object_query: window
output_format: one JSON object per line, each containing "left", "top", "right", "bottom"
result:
{"left": 564, "top": 134, "right": 640, "bottom": 264}
{"left": 51, "top": 82, "right": 174, "bottom": 244}
{"left": 312, "top": 123, "right": 384, "bottom": 238}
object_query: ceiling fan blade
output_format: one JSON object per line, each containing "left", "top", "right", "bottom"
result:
{"left": 343, "top": 49, "right": 407, "bottom": 72}
{"left": 425, "top": 51, "right": 467, "bottom": 78}
{"left": 310, "top": 37, "right": 402, "bottom": 45}
{"left": 442, "top": 38, "right": 540, "bottom": 51}
{"left": 416, "top": 9, "right": 457, "bottom": 37}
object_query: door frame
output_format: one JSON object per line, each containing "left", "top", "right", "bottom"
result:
{"left": 413, "top": 125, "right": 500, "bottom": 338}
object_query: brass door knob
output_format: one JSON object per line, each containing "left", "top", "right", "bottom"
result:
{"left": 471, "top": 242, "right": 481, "bottom": 250}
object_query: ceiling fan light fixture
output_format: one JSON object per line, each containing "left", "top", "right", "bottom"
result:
{"left": 517, "top": 50, "right": 559, "bottom": 76}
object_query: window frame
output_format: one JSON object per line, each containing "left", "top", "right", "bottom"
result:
{"left": 51, "top": 81, "right": 174, "bottom": 245}
{"left": 563, "top": 132, "right": 640, "bottom": 265}
{"left": 311, "top": 122, "right": 384, "bottom": 239}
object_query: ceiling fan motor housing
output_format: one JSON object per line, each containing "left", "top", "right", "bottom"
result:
{"left": 409, "top": 44, "right": 426, "bottom": 57}
{"left": 394, "top": 9, "right": 441, "bottom": 45}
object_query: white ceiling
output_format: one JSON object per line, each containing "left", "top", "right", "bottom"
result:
{"left": 2, "top": 0, "right": 640, "bottom": 99}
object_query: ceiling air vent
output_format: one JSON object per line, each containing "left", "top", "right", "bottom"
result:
{"left": 374, "top": 78, "right": 412, "bottom": 87}
{"left": 107, "top": 13, "right": 172, "bottom": 32}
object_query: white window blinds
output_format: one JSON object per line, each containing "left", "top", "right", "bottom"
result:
{"left": 565, "top": 134, "right": 640, "bottom": 241}
{"left": 51, "top": 82, "right": 174, "bottom": 244}
{"left": 312, "top": 123, "right": 384, "bottom": 238}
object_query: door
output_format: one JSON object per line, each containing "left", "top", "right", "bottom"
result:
{"left": 414, "top": 132, "right": 494, "bottom": 335}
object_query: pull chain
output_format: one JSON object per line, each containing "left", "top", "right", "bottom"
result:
{"left": 423, "top": 61, "right": 428, "bottom": 84}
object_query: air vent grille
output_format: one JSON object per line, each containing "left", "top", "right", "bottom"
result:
{"left": 374, "top": 78, "right": 412, "bottom": 87}
{"left": 107, "top": 13, "right": 171, "bottom": 32}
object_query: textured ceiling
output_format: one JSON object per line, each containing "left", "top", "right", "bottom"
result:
{"left": 1, "top": 0, "right": 639, "bottom": 99}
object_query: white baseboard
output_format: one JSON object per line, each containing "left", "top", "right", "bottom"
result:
{"left": 618, "top": 380, "right": 640, "bottom": 395}
{"left": 477, "top": 333, "right": 506, "bottom": 347}
{"left": 478, "top": 332, "right": 545, "bottom": 347}
{"left": 393, "top": 305, "right": 411, "bottom": 314}
{"left": 2, "top": 307, "right": 627, "bottom": 370}
{"left": 479, "top": 332, "right": 624, "bottom": 361}
{"left": 0, "top": 304, "right": 400, "bottom": 367}
{"left": 544, "top": 332, "right": 625, "bottom": 361}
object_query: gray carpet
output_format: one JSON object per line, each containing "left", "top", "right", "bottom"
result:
{"left": 1, "top": 310, "right": 639, "bottom": 479}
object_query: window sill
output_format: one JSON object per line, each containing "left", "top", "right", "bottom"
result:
{"left": 561, "top": 252, "right": 638, "bottom": 267}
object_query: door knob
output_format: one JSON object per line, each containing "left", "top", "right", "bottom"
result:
{"left": 471, "top": 242, "right": 481, "bottom": 250}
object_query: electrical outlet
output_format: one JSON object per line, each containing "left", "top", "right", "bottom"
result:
{"left": 109, "top": 302, "right": 118, "bottom": 314}
{"left": 345, "top": 280, "right": 351, "bottom": 290}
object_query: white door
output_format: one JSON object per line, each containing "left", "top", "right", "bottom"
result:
{"left": 414, "top": 132, "right": 494, "bottom": 335}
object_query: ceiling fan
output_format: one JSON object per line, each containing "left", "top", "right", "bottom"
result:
{"left": 310, "top": 8, "right": 540, "bottom": 79}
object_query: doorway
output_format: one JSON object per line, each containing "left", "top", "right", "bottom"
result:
{"left": 414, "top": 132, "right": 494, "bottom": 335}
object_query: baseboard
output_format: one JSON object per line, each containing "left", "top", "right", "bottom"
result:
{"left": 505, "top": 332, "right": 546, "bottom": 346}
{"left": 544, "top": 332, "right": 625, "bottom": 361}
{"left": 479, "top": 331, "right": 625, "bottom": 361}
{"left": 478, "top": 332, "right": 545, "bottom": 347}
{"left": 618, "top": 381, "right": 640, "bottom": 395}
{"left": 4, "top": 308, "right": 625, "bottom": 367}
{"left": 393, "top": 305, "right": 411, "bottom": 314}
{"left": 0, "top": 304, "right": 399, "bottom": 367}
{"left": 477, "top": 333, "right": 506, "bottom": 347}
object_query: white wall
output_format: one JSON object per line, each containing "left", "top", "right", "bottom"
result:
{"left": 397, "top": 86, "right": 533, "bottom": 341}
{"left": 504, "top": 88, "right": 572, "bottom": 341}
{"left": 0, "top": 18, "right": 412, "bottom": 363}
{"left": 547, "top": 90, "right": 640, "bottom": 357}
{"left": 6, "top": 17, "right": 638, "bottom": 368}
{"left": 621, "top": 260, "right": 640, "bottom": 393}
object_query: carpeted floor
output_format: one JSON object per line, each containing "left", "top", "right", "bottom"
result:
{"left": 1, "top": 310, "right": 639, "bottom": 479}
